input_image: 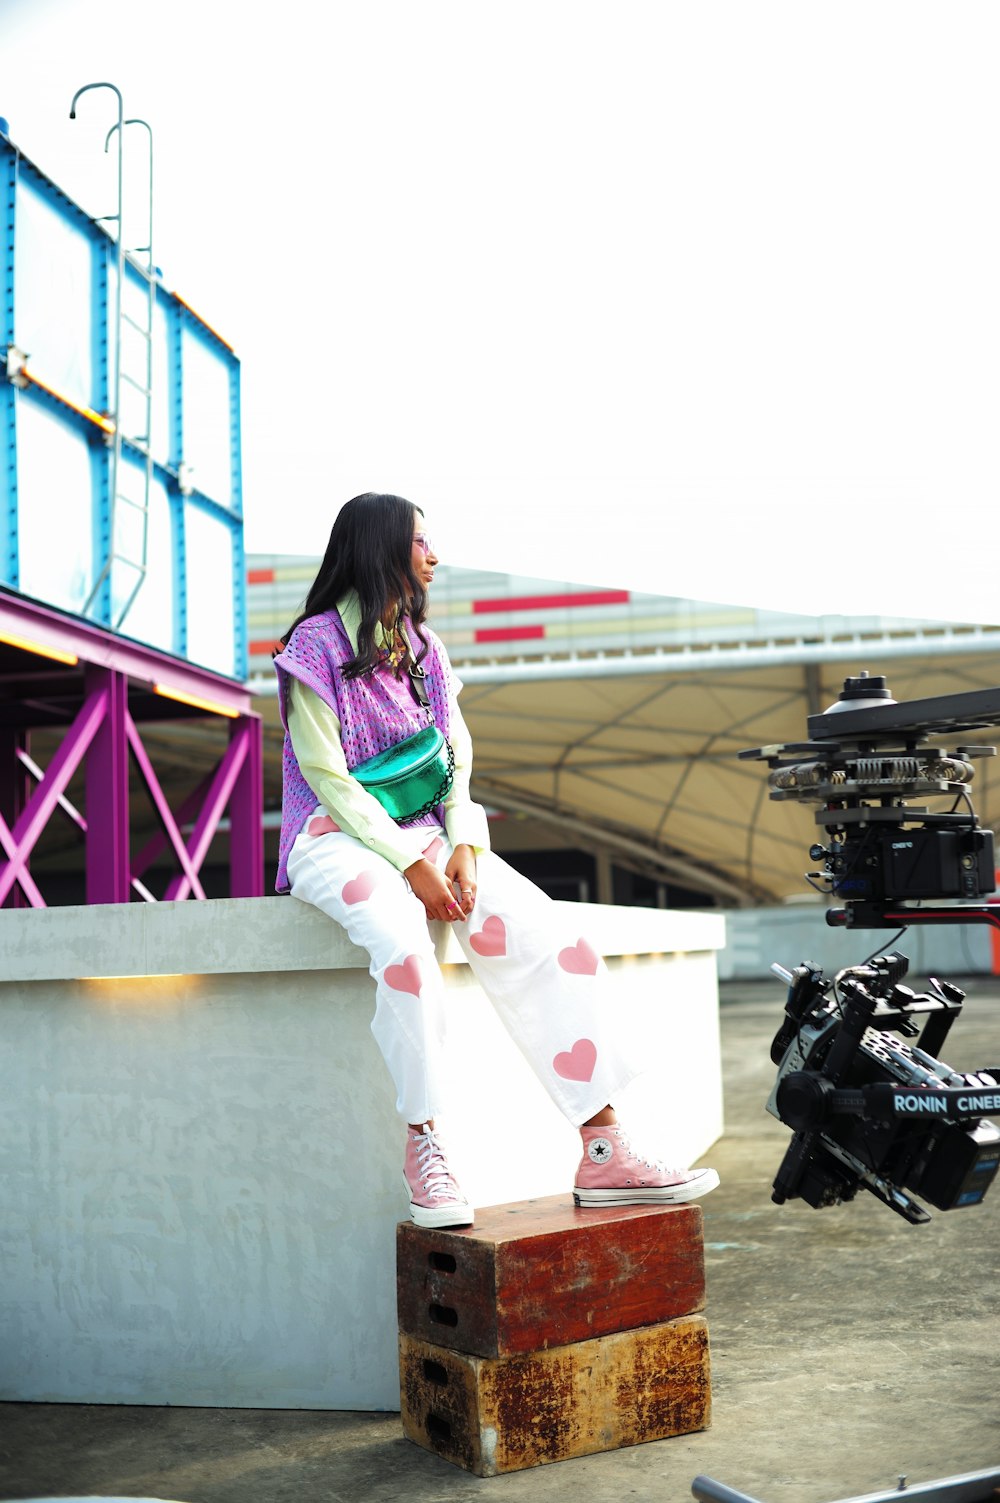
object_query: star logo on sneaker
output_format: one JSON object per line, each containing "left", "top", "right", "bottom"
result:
{"left": 587, "top": 1137, "right": 613, "bottom": 1164}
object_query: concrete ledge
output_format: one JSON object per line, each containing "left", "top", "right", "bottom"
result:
{"left": 0, "top": 896, "right": 726, "bottom": 980}
{"left": 1, "top": 897, "right": 726, "bottom": 1410}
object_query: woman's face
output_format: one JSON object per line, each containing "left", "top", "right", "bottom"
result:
{"left": 411, "top": 515, "right": 438, "bottom": 590}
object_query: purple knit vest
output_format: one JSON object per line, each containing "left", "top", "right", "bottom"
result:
{"left": 273, "top": 610, "right": 454, "bottom": 892}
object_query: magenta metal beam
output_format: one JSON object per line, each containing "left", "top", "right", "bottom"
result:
{"left": 0, "top": 590, "right": 264, "bottom": 905}
{"left": 0, "top": 681, "right": 109, "bottom": 906}
{"left": 228, "top": 715, "right": 262, "bottom": 899}
{"left": 0, "top": 731, "right": 32, "bottom": 908}
{"left": 126, "top": 714, "right": 263, "bottom": 900}
{"left": 0, "top": 817, "right": 46, "bottom": 906}
{"left": 17, "top": 745, "right": 88, "bottom": 833}
{"left": 126, "top": 714, "right": 207, "bottom": 900}
{"left": 163, "top": 727, "right": 250, "bottom": 902}
{"left": 130, "top": 770, "right": 213, "bottom": 881}
{"left": 86, "top": 666, "right": 130, "bottom": 904}
{"left": 13, "top": 742, "right": 154, "bottom": 902}
{"left": 0, "top": 589, "right": 254, "bottom": 716}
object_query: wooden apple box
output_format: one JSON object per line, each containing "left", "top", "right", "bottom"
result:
{"left": 396, "top": 1194, "right": 711, "bottom": 1473}
{"left": 399, "top": 1316, "right": 710, "bottom": 1475}
{"left": 396, "top": 1194, "right": 706, "bottom": 1358}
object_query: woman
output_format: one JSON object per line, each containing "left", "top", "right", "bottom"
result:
{"left": 274, "top": 492, "right": 719, "bottom": 1228}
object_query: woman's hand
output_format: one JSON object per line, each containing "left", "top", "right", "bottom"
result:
{"left": 445, "top": 844, "right": 478, "bottom": 918}
{"left": 404, "top": 857, "right": 467, "bottom": 922}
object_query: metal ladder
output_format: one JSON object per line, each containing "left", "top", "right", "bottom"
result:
{"left": 70, "top": 82, "right": 154, "bottom": 630}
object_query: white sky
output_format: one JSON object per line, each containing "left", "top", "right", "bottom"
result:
{"left": 3, "top": 0, "right": 1000, "bottom": 622}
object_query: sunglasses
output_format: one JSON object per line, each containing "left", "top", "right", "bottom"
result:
{"left": 413, "top": 532, "right": 434, "bottom": 555}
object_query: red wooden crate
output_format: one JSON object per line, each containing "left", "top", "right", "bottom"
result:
{"left": 396, "top": 1193, "right": 705, "bottom": 1359}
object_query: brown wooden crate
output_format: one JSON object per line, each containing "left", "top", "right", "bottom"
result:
{"left": 399, "top": 1316, "right": 711, "bottom": 1475}
{"left": 396, "top": 1193, "right": 705, "bottom": 1357}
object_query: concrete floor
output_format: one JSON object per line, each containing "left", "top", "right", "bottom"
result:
{"left": 2, "top": 972, "right": 1000, "bottom": 1503}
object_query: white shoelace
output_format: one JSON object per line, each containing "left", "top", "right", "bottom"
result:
{"left": 613, "top": 1126, "right": 673, "bottom": 1173}
{"left": 414, "top": 1129, "right": 459, "bottom": 1202}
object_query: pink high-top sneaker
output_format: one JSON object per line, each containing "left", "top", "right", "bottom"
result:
{"left": 574, "top": 1123, "right": 720, "bottom": 1207}
{"left": 404, "top": 1125, "right": 474, "bottom": 1228}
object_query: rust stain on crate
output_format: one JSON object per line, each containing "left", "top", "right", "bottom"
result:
{"left": 399, "top": 1316, "right": 711, "bottom": 1476}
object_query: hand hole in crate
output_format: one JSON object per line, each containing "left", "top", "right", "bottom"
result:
{"left": 427, "top": 1414, "right": 451, "bottom": 1442}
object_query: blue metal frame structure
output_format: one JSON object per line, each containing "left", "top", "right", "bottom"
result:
{"left": 0, "top": 115, "right": 261, "bottom": 907}
{"left": 0, "top": 127, "right": 247, "bottom": 680}
{"left": 1, "top": 138, "right": 17, "bottom": 588}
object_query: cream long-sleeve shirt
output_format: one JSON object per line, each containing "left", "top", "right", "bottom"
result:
{"left": 285, "top": 596, "right": 490, "bottom": 873}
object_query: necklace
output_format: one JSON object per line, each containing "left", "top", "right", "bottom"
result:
{"left": 384, "top": 630, "right": 408, "bottom": 671}
{"left": 378, "top": 612, "right": 409, "bottom": 674}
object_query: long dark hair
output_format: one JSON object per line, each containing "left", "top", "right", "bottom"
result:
{"left": 278, "top": 492, "right": 429, "bottom": 677}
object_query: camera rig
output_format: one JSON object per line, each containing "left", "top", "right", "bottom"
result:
{"left": 739, "top": 674, "right": 1000, "bottom": 1222}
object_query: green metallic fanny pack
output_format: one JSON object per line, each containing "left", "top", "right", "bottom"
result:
{"left": 352, "top": 723, "right": 455, "bottom": 823}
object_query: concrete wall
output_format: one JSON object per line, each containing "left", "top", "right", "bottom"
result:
{"left": 0, "top": 897, "right": 726, "bottom": 1411}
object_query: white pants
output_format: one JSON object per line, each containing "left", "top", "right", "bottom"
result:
{"left": 287, "top": 816, "right": 639, "bottom": 1126}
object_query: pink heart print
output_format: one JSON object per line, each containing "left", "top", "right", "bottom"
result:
{"left": 422, "top": 836, "right": 444, "bottom": 862}
{"left": 557, "top": 938, "right": 600, "bottom": 976}
{"left": 307, "top": 815, "right": 341, "bottom": 836}
{"left": 469, "top": 915, "right": 507, "bottom": 957}
{"left": 384, "top": 955, "right": 424, "bottom": 998}
{"left": 342, "top": 870, "right": 378, "bottom": 905}
{"left": 553, "top": 1038, "right": 598, "bottom": 1082}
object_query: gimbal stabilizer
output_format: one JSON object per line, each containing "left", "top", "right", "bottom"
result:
{"left": 741, "top": 675, "right": 1000, "bottom": 1222}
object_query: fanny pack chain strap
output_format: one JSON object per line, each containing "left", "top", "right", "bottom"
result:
{"left": 398, "top": 739, "right": 456, "bottom": 825}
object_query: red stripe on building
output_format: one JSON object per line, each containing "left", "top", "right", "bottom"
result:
{"left": 473, "top": 589, "right": 630, "bottom": 614}
{"left": 474, "top": 624, "right": 546, "bottom": 645}
{"left": 249, "top": 638, "right": 280, "bottom": 657}
{"left": 247, "top": 568, "right": 275, "bottom": 584}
